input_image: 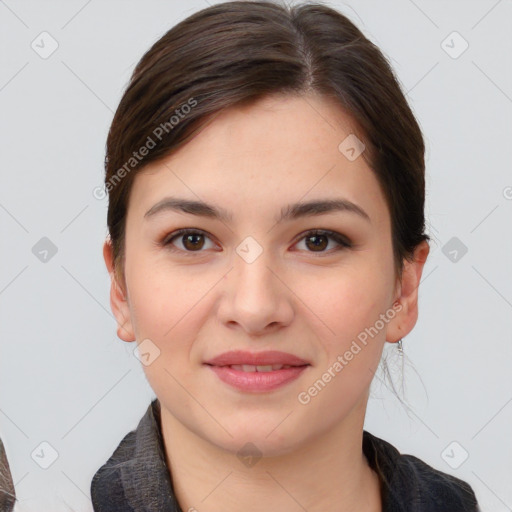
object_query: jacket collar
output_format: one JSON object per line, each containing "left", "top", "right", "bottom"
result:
{"left": 91, "top": 399, "right": 181, "bottom": 511}
{"left": 0, "top": 438, "right": 15, "bottom": 512}
{"left": 91, "top": 399, "right": 479, "bottom": 512}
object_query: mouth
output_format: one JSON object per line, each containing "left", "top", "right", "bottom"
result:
{"left": 203, "top": 351, "right": 310, "bottom": 392}
{"left": 203, "top": 349, "right": 310, "bottom": 367}
{"left": 222, "top": 364, "right": 300, "bottom": 372}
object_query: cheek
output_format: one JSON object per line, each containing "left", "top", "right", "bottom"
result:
{"left": 125, "top": 259, "right": 200, "bottom": 399}
{"left": 298, "top": 271, "right": 390, "bottom": 402}
{"left": 299, "top": 263, "right": 391, "bottom": 346}
{"left": 124, "top": 253, "right": 219, "bottom": 382}
{"left": 125, "top": 250, "right": 200, "bottom": 338}
{"left": 126, "top": 275, "right": 170, "bottom": 341}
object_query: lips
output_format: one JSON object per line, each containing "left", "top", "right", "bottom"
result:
{"left": 204, "top": 350, "right": 310, "bottom": 392}
{"left": 229, "top": 364, "right": 293, "bottom": 372}
{"left": 204, "top": 350, "right": 310, "bottom": 368}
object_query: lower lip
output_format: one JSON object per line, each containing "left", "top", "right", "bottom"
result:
{"left": 206, "top": 365, "right": 309, "bottom": 392}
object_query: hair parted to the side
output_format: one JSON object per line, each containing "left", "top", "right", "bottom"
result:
{"left": 105, "top": 0, "right": 429, "bottom": 287}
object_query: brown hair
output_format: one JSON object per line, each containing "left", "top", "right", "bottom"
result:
{"left": 104, "top": 0, "right": 429, "bottom": 285}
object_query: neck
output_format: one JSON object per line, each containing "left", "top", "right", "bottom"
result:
{"left": 160, "top": 399, "right": 382, "bottom": 512}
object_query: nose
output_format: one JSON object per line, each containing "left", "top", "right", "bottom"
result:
{"left": 217, "top": 246, "right": 294, "bottom": 336}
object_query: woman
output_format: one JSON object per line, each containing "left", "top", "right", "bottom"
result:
{"left": 91, "top": 1, "right": 480, "bottom": 510}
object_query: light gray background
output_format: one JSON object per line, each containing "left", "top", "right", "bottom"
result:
{"left": 1, "top": 0, "right": 511, "bottom": 510}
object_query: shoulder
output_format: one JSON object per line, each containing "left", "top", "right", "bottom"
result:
{"left": 398, "top": 452, "right": 480, "bottom": 510}
{"left": 90, "top": 399, "right": 176, "bottom": 511}
{"left": 363, "top": 431, "right": 481, "bottom": 512}
{"left": 0, "top": 437, "right": 16, "bottom": 512}
{"left": 89, "top": 419, "right": 139, "bottom": 511}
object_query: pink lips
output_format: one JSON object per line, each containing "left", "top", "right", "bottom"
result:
{"left": 204, "top": 350, "right": 310, "bottom": 392}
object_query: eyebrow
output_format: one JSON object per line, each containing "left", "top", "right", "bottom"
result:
{"left": 144, "top": 196, "right": 371, "bottom": 224}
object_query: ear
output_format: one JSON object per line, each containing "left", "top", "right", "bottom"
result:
{"left": 103, "top": 238, "right": 136, "bottom": 342}
{"left": 386, "top": 240, "right": 430, "bottom": 343}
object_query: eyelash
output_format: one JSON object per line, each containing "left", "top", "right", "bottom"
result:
{"left": 161, "top": 228, "right": 352, "bottom": 256}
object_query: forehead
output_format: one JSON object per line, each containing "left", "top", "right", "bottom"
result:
{"left": 178, "top": 93, "right": 360, "bottom": 167}
{"left": 127, "top": 93, "right": 388, "bottom": 226}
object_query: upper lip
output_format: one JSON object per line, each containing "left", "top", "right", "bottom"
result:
{"left": 204, "top": 350, "right": 310, "bottom": 367}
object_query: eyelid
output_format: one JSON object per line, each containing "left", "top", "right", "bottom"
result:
{"left": 293, "top": 229, "right": 352, "bottom": 250}
{"left": 161, "top": 228, "right": 219, "bottom": 251}
{"left": 295, "top": 228, "right": 351, "bottom": 243}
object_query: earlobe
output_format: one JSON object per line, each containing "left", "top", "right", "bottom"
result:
{"left": 386, "top": 240, "right": 430, "bottom": 343}
{"left": 103, "top": 239, "right": 136, "bottom": 342}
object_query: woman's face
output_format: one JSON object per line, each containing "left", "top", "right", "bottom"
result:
{"left": 106, "top": 93, "right": 424, "bottom": 455}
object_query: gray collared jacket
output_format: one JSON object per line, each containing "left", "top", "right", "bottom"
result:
{"left": 91, "top": 399, "right": 480, "bottom": 511}
{"left": 0, "top": 438, "right": 15, "bottom": 512}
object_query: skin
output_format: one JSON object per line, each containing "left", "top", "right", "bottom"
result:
{"left": 104, "top": 93, "right": 429, "bottom": 512}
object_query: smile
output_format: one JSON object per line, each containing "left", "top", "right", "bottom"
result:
{"left": 205, "top": 363, "right": 309, "bottom": 392}
{"left": 227, "top": 364, "right": 294, "bottom": 372}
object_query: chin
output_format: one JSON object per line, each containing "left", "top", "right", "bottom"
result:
{"left": 203, "top": 419, "right": 308, "bottom": 459}
{"left": 221, "top": 436, "right": 302, "bottom": 460}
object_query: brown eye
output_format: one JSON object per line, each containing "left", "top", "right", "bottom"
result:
{"left": 182, "top": 233, "right": 205, "bottom": 251}
{"left": 295, "top": 230, "right": 352, "bottom": 254}
{"left": 163, "top": 229, "right": 216, "bottom": 253}
{"left": 304, "top": 233, "right": 329, "bottom": 251}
